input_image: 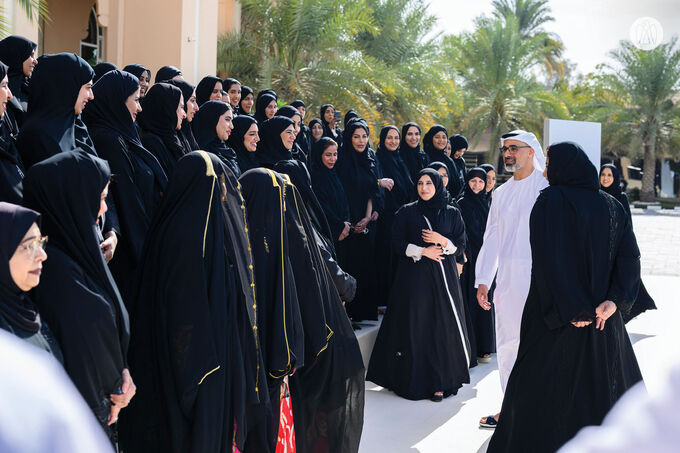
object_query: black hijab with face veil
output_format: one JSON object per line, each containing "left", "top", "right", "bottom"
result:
{"left": 195, "top": 76, "right": 222, "bottom": 107}
{"left": 23, "top": 150, "right": 130, "bottom": 427}
{"left": 254, "top": 93, "right": 277, "bottom": 124}
{"left": 227, "top": 115, "right": 260, "bottom": 174}
{"left": 191, "top": 100, "right": 240, "bottom": 177}
{"left": 239, "top": 85, "right": 254, "bottom": 115}
{"left": 137, "top": 82, "right": 189, "bottom": 175}
{"left": 122, "top": 64, "right": 152, "bottom": 85}
{"left": 256, "top": 115, "right": 295, "bottom": 168}
{"left": 17, "top": 53, "right": 95, "bottom": 169}
{"left": 164, "top": 78, "right": 200, "bottom": 150}
{"left": 0, "top": 35, "right": 37, "bottom": 128}
{"left": 154, "top": 65, "right": 181, "bottom": 83}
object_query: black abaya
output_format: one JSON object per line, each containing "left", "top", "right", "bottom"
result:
{"left": 16, "top": 53, "right": 94, "bottom": 168}
{"left": 0, "top": 61, "right": 24, "bottom": 204}
{"left": 119, "top": 151, "right": 264, "bottom": 453}
{"left": 23, "top": 150, "right": 130, "bottom": 435}
{"left": 458, "top": 168, "right": 495, "bottom": 361}
{"left": 82, "top": 70, "right": 168, "bottom": 306}
{"left": 0, "top": 35, "right": 36, "bottom": 131}
{"left": 400, "top": 122, "right": 427, "bottom": 182}
{"left": 599, "top": 163, "right": 656, "bottom": 323}
{"left": 137, "top": 82, "right": 190, "bottom": 176}
{"left": 367, "top": 169, "right": 471, "bottom": 400}
{"left": 191, "top": 100, "right": 241, "bottom": 176}
{"left": 488, "top": 143, "right": 643, "bottom": 453}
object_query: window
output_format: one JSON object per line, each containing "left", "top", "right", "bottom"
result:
{"left": 80, "top": 5, "right": 104, "bottom": 65}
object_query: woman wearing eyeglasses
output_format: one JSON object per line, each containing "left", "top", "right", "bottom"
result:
{"left": 0, "top": 201, "right": 62, "bottom": 362}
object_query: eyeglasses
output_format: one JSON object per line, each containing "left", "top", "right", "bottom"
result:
{"left": 499, "top": 145, "right": 531, "bottom": 155}
{"left": 17, "top": 236, "right": 48, "bottom": 259}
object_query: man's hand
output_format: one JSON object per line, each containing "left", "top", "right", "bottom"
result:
{"left": 477, "top": 284, "right": 491, "bottom": 310}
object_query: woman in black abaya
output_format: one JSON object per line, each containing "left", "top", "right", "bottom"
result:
{"left": 480, "top": 163, "right": 497, "bottom": 206}
{"left": 192, "top": 100, "right": 240, "bottom": 176}
{"left": 195, "top": 76, "right": 223, "bottom": 106}
{"left": 239, "top": 168, "right": 305, "bottom": 453}
{"left": 0, "top": 35, "right": 37, "bottom": 131}
{"left": 227, "top": 115, "right": 260, "bottom": 173}
{"left": 320, "top": 104, "right": 342, "bottom": 146}
{"left": 400, "top": 122, "right": 427, "bottom": 182}
{"left": 0, "top": 61, "right": 25, "bottom": 204}
{"left": 375, "top": 126, "right": 414, "bottom": 308}
{"left": 449, "top": 134, "right": 468, "bottom": 199}
{"left": 120, "top": 151, "right": 264, "bottom": 453}
{"left": 23, "top": 150, "right": 134, "bottom": 440}
{"left": 223, "top": 78, "right": 242, "bottom": 114}
{"left": 366, "top": 168, "right": 470, "bottom": 401}
{"left": 122, "top": 64, "right": 151, "bottom": 96}
{"left": 600, "top": 163, "right": 656, "bottom": 322}
{"left": 0, "top": 202, "right": 62, "bottom": 361}
{"left": 458, "top": 168, "right": 495, "bottom": 364}
{"left": 336, "top": 121, "right": 381, "bottom": 321}
{"left": 254, "top": 93, "right": 278, "bottom": 124}
{"left": 279, "top": 176, "right": 365, "bottom": 453}
{"left": 16, "top": 52, "right": 95, "bottom": 168}
{"left": 487, "top": 142, "right": 644, "bottom": 453}
{"left": 276, "top": 105, "right": 308, "bottom": 165}
{"left": 82, "top": 70, "right": 168, "bottom": 306}
{"left": 255, "top": 115, "right": 296, "bottom": 168}
{"left": 422, "top": 125, "right": 458, "bottom": 200}
{"left": 136, "top": 82, "right": 189, "bottom": 176}
{"left": 165, "top": 78, "right": 200, "bottom": 151}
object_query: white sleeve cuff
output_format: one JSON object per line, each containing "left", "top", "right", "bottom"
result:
{"left": 441, "top": 237, "right": 457, "bottom": 255}
{"left": 405, "top": 244, "right": 424, "bottom": 262}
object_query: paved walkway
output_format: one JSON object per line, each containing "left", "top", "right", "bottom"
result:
{"left": 358, "top": 209, "right": 680, "bottom": 453}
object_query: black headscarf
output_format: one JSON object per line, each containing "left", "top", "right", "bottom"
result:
{"left": 257, "top": 88, "right": 277, "bottom": 101}
{"left": 154, "top": 65, "right": 181, "bottom": 83}
{"left": 17, "top": 53, "right": 94, "bottom": 168}
{"left": 239, "top": 85, "right": 254, "bottom": 115}
{"left": 290, "top": 100, "right": 305, "bottom": 109}
{"left": 343, "top": 109, "right": 358, "bottom": 128}
{"left": 256, "top": 115, "right": 295, "bottom": 168}
{"left": 399, "top": 122, "right": 426, "bottom": 181}
{"left": 533, "top": 141, "right": 637, "bottom": 327}
{"left": 276, "top": 105, "right": 308, "bottom": 164}
{"left": 415, "top": 168, "right": 449, "bottom": 220}
{"left": 191, "top": 100, "right": 240, "bottom": 176}
{"left": 337, "top": 120, "right": 379, "bottom": 222}
{"left": 0, "top": 35, "right": 36, "bottom": 111}
{"left": 310, "top": 137, "right": 350, "bottom": 241}
{"left": 227, "top": 115, "right": 260, "bottom": 173}
{"left": 423, "top": 125, "right": 458, "bottom": 198}
{"left": 600, "top": 163, "right": 623, "bottom": 198}
{"left": 223, "top": 78, "right": 241, "bottom": 110}
{"left": 195, "top": 76, "right": 222, "bottom": 107}
{"left": 254, "top": 93, "right": 277, "bottom": 124}
{"left": 449, "top": 134, "right": 467, "bottom": 196}
{"left": 0, "top": 61, "right": 25, "bottom": 204}
{"left": 122, "top": 64, "right": 151, "bottom": 83}
{"left": 93, "top": 62, "right": 117, "bottom": 83}
{"left": 308, "top": 118, "right": 322, "bottom": 141}
{"left": 0, "top": 202, "right": 41, "bottom": 333}
{"left": 450, "top": 134, "right": 468, "bottom": 153}
{"left": 457, "top": 167, "right": 489, "bottom": 255}
{"left": 23, "top": 150, "right": 129, "bottom": 419}
{"left": 137, "top": 82, "right": 189, "bottom": 172}
{"left": 376, "top": 125, "right": 414, "bottom": 209}
{"left": 480, "top": 163, "right": 496, "bottom": 205}
{"left": 164, "top": 78, "right": 200, "bottom": 150}
{"left": 320, "top": 104, "right": 336, "bottom": 138}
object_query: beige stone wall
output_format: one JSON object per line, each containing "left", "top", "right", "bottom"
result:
{"left": 1, "top": 0, "right": 236, "bottom": 84}
{"left": 0, "top": 0, "right": 41, "bottom": 49}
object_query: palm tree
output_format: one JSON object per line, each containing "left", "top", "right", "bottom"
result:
{"left": 447, "top": 16, "right": 569, "bottom": 164}
{"left": 598, "top": 38, "right": 680, "bottom": 201}
{"left": 0, "top": 0, "right": 49, "bottom": 37}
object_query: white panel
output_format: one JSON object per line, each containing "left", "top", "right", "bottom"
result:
{"left": 543, "top": 119, "right": 602, "bottom": 169}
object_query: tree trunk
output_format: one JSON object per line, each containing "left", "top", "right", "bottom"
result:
{"left": 640, "top": 130, "right": 657, "bottom": 202}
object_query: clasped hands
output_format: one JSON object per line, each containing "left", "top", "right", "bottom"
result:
{"left": 571, "top": 301, "right": 617, "bottom": 330}
{"left": 421, "top": 229, "right": 448, "bottom": 262}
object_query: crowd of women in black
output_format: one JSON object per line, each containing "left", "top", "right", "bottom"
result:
{"left": 0, "top": 34, "right": 653, "bottom": 453}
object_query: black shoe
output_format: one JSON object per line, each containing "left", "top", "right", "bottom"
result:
{"left": 431, "top": 393, "right": 443, "bottom": 402}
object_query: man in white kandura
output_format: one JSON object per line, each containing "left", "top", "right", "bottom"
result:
{"left": 475, "top": 130, "right": 548, "bottom": 429}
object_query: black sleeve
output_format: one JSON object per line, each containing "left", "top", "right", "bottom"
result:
{"left": 445, "top": 206, "right": 466, "bottom": 258}
{"left": 315, "top": 230, "right": 357, "bottom": 302}
{"left": 606, "top": 211, "right": 641, "bottom": 316}
{"left": 391, "top": 206, "right": 410, "bottom": 256}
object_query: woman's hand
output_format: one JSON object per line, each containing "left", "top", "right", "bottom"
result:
{"left": 101, "top": 231, "right": 118, "bottom": 263}
{"left": 380, "top": 178, "right": 394, "bottom": 191}
{"left": 108, "top": 369, "right": 136, "bottom": 425}
{"left": 421, "top": 229, "right": 447, "bottom": 247}
{"left": 339, "top": 222, "right": 351, "bottom": 241}
{"left": 571, "top": 320, "right": 592, "bottom": 328}
{"left": 353, "top": 218, "right": 369, "bottom": 233}
{"left": 421, "top": 245, "right": 444, "bottom": 263}
{"left": 595, "top": 300, "right": 617, "bottom": 330}
{"left": 370, "top": 211, "right": 379, "bottom": 222}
